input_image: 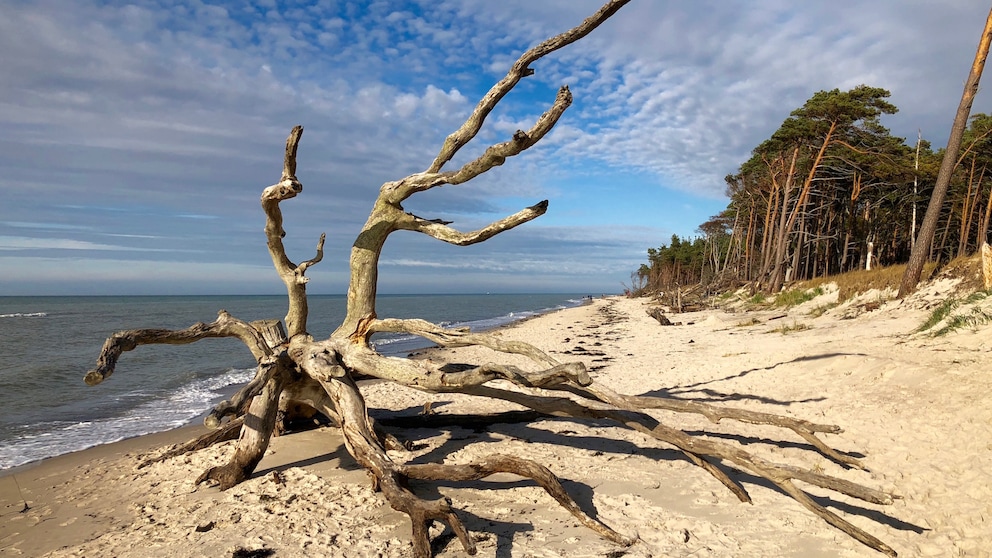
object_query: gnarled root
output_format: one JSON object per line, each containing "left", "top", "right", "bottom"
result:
{"left": 197, "top": 367, "right": 288, "bottom": 490}
{"left": 463, "top": 384, "right": 899, "bottom": 557}
{"left": 317, "top": 369, "right": 629, "bottom": 558}
{"left": 399, "top": 454, "right": 634, "bottom": 548}
{"left": 139, "top": 416, "right": 244, "bottom": 469}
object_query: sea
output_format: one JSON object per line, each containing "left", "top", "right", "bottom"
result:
{"left": 0, "top": 293, "right": 589, "bottom": 470}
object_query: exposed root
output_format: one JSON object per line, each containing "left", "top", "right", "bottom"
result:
{"left": 463, "top": 384, "right": 898, "bottom": 557}
{"left": 139, "top": 417, "right": 244, "bottom": 469}
{"left": 197, "top": 369, "right": 288, "bottom": 491}
{"left": 399, "top": 454, "right": 634, "bottom": 547}
{"left": 580, "top": 383, "right": 864, "bottom": 469}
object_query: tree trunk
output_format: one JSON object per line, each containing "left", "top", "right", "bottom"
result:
{"left": 899, "top": 6, "right": 992, "bottom": 296}
{"left": 767, "top": 149, "right": 799, "bottom": 290}
{"left": 981, "top": 178, "right": 992, "bottom": 245}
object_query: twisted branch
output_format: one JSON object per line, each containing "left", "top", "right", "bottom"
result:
{"left": 427, "top": 0, "right": 630, "bottom": 173}
{"left": 261, "top": 125, "right": 322, "bottom": 337}
{"left": 397, "top": 200, "right": 548, "bottom": 246}
{"left": 84, "top": 310, "right": 269, "bottom": 386}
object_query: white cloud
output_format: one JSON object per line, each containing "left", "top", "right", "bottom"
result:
{"left": 1, "top": 0, "right": 990, "bottom": 294}
{"left": 0, "top": 236, "right": 202, "bottom": 253}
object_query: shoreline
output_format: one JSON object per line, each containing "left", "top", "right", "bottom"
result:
{"left": 3, "top": 294, "right": 991, "bottom": 556}
{"left": 0, "top": 294, "right": 591, "bottom": 473}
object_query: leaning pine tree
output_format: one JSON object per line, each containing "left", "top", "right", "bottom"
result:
{"left": 84, "top": 2, "right": 901, "bottom": 556}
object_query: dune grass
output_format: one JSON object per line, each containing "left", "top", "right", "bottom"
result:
{"left": 916, "top": 291, "right": 992, "bottom": 335}
{"left": 773, "top": 286, "right": 825, "bottom": 308}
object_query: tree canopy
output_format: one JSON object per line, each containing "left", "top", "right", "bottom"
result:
{"left": 637, "top": 85, "right": 992, "bottom": 296}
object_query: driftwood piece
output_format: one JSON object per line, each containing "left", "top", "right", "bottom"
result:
{"left": 647, "top": 306, "right": 676, "bottom": 325}
{"left": 82, "top": 2, "right": 904, "bottom": 556}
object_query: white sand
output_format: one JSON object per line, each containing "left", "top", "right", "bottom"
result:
{"left": 3, "top": 288, "right": 991, "bottom": 557}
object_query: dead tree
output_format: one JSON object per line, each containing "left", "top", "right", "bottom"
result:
{"left": 84, "top": 2, "right": 902, "bottom": 556}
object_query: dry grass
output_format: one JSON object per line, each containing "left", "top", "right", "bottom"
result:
{"left": 799, "top": 262, "right": 939, "bottom": 302}
{"left": 710, "top": 255, "right": 984, "bottom": 312}
{"left": 807, "top": 302, "right": 839, "bottom": 318}
{"left": 768, "top": 321, "right": 811, "bottom": 334}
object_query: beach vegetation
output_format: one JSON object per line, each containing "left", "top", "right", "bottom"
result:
{"left": 769, "top": 321, "right": 812, "bottom": 334}
{"left": 916, "top": 291, "right": 992, "bottom": 335}
{"left": 932, "top": 307, "right": 992, "bottom": 335}
{"left": 773, "top": 286, "right": 824, "bottom": 308}
{"left": 636, "top": 64, "right": 992, "bottom": 303}
{"left": 808, "top": 302, "right": 839, "bottom": 318}
{"left": 917, "top": 298, "right": 960, "bottom": 333}
{"left": 800, "top": 262, "right": 937, "bottom": 303}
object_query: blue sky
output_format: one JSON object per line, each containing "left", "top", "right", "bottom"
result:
{"left": 1, "top": 0, "right": 990, "bottom": 295}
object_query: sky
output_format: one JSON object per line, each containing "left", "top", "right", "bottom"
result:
{"left": 1, "top": 0, "right": 991, "bottom": 296}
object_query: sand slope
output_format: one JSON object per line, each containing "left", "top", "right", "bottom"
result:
{"left": 2, "top": 289, "right": 991, "bottom": 557}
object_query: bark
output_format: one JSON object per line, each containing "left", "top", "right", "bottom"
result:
{"left": 82, "top": 2, "right": 903, "bottom": 556}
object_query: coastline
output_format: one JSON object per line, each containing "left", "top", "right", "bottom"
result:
{"left": 0, "top": 293, "right": 588, "bottom": 471}
{"left": 3, "top": 294, "right": 991, "bottom": 556}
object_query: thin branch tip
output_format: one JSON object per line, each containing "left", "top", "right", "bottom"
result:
{"left": 282, "top": 126, "right": 304, "bottom": 180}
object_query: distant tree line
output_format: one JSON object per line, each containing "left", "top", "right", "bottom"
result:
{"left": 635, "top": 85, "right": 992, "bottom": 295}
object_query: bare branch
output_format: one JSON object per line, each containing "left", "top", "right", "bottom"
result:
{"left": 84, "top": 311, "right": 270, "bottom": 386}
{"left": 397, "top": 200, "right": 549, "bottom": 246}
{"left": 295, "top": 232, "right": 326, "bottom": 278}
{"left": 369, "top": 316, "right": 559, "bottom": 367}
{"left": 282, "top": 125, "right": 303, "bottom": 181}
{"left": 204, "top": 353, "right": 286, "bottom": 428}
{"left": 331, "top": 337, "right": 588, "bottom": 393}
{"left": 427, "top": 0, "right": 630, "bottom": 172}
{"left": 444, "top": 87, "right": 572, "bottom": 185}
{"left": 386, "top": 87, "right": 573, "bottom": 202}
{"left": 260, "top": 126, "right": 317, "bottom": 336}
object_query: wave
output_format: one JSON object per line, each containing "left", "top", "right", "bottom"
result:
{"left": 0, "top": 366, "right": 255, "bottom": 470}
{"left": 0, "top": 312, "right": 47, "bottom": 318}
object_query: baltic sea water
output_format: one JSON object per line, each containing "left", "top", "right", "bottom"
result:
{"left": 0, "top": 293, "right": 587, "bottom": 469}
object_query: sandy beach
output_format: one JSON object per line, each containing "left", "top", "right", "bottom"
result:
{"left": 3, "top": 286, "right": 991, "bottom": 557}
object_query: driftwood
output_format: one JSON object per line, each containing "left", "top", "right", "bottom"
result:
{"left": 647, "top": 306, "right": 677, "bottom": 325}
{"left": 84, "top": 2, "right": 902, "bottom": 556}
